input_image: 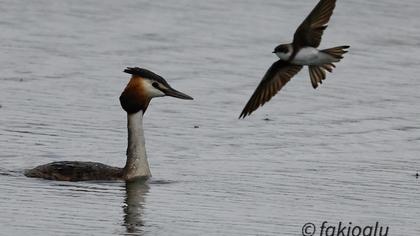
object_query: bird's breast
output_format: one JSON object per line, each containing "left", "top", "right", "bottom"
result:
{"left": 291, "top": 47, "right": 332, "bottom": 65}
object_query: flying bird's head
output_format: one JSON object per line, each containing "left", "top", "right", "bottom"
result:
{"left": 120, "top": 67, "right": 193, "bottom": 114}
{"left": 273, "top": 44, "right": 293, "bottom": 60}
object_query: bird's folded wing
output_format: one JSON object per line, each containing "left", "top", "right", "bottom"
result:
{"left": 239, "top": 60, "right": 303, "bottom": 118}
{"left": 293, "top": 0, "right": 336, "bottom": 48}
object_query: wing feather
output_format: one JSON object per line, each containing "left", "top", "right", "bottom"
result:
{"left": 239, "top": 61, "right": 303, "bottom": 118}
{"left": 293, "top": 0, "right": 336, "bottom": 48}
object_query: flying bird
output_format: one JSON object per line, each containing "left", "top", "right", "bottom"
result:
{"left": 239, "top": 0, "right": 349, "bottom": 118}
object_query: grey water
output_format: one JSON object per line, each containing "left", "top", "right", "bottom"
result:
{"left": 0, "top": 0, "right": 419, "bottom": 235}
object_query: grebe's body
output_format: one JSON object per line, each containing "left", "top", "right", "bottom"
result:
{"left": 24, "top": 161, "right": 122, "bottom": 181}
{"left": 25, "top": 67, "right": 193, "bottom": 181}
{"left": 239, "top": 0, "right": 349, "bottom": 118}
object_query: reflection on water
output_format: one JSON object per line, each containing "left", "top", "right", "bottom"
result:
{"left": 123, "top": 181, "right": 149, "bottom": 235}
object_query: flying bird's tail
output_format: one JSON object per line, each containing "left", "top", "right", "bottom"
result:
{"left": 321, "top": 45, "right": 350, "bottom": 61}
{"left": 309, "top": 45, "right": 350, "bottom": 89}
{"left": 309, "top": 66, "right": 326, "bottom": 89}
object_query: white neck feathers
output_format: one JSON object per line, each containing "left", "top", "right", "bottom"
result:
{"left": 123, "top": 111, "right": 151, "bottom": 179}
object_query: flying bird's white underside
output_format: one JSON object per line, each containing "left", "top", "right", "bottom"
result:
{"left": 277, "top": 47, "right": 338, "bottom": 65}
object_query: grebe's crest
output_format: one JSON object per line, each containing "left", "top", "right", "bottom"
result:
{"left": 124, "top": 67, "right": 171, "bottom": 88}
{"left": 120, "top": 67, "right": 193, "bottom": 114}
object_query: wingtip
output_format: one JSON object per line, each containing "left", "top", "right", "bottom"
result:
{"left": 238, "top": 111, "right": 248, "bottom": 119}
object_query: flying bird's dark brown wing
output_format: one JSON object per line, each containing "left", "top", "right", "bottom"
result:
{"left": 293, "top": 0, "right": 336, "bottom": 48}
{"left": 239, "top": 60, "right": 303, "bottom": 118}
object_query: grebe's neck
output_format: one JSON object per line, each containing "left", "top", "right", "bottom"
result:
{"left": 123, "top": 111, "right": 151, "bottom": 180}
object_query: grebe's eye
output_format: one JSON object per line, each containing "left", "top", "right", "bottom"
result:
{"left": 152, "top": 82, "right": 159, "bottom": 88}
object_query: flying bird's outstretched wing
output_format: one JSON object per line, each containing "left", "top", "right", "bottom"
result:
{"left": 293, "top": 0, "right": 336, "bottom": 48}
{"left": 239, "top": 60, "right": 302, "bottom": 118}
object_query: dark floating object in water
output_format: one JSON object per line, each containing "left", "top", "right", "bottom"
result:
{"left": 194, "top": 125, "right": 199, "bottom": 128}
{"left": 263, "top": 118, "right": 272, "bottom": 121}
{"left": 25, "top": 67, "right": 193, "bottom": 181}
{"left": 416, "top": 172, "right": 419, "bottom": 179}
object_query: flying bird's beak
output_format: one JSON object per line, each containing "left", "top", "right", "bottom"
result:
{"left": 162, "top": 86, "right": 193, "bottom": 100}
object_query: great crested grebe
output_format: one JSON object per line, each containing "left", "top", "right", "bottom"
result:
{"left": 239, "top": 0, "right": 349, "bottom": 118}
{"left": 25, "top": 67, "right": 193, "bottom": 181}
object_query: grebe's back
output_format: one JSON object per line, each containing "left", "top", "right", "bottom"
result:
{"left": 24, "top": 161, "right": 122, "bottom": 181}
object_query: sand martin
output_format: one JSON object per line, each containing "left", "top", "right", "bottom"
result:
{"left": 239, "top": 0, "right": 349, "bottom": 118}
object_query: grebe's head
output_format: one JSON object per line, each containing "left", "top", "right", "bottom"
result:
{"left": 120, "top": 67, "right": 193, "bottom": 114}
{"left": 273, "top": 44, "right": 293, "bottom": 60}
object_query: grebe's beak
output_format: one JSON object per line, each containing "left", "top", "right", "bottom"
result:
{"left": 162, "top": 86, "right": 193, "bottom": 100}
